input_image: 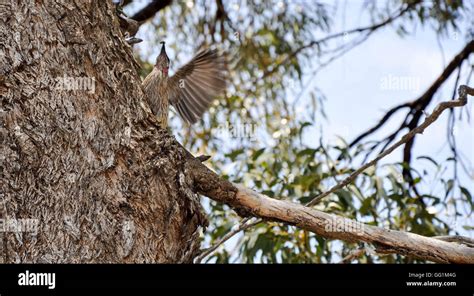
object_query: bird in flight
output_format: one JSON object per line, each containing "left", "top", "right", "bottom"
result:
{"left": 142, "top": 42, "right": 228, "bottom": 128}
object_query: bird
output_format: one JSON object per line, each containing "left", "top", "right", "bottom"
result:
{"left": 142, "top": 42, "right": 227, "bottom": 128}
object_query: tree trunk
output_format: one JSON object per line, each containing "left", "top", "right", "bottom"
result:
{"left": 0, "top": 0, "right": 205, "bottom": 263}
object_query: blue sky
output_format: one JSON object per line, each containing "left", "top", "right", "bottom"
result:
{"left": 316, "top": 12, "right": 472, "bottom": 163}
{"left": 309, "top": 0, "right": 473, "bottom": 199}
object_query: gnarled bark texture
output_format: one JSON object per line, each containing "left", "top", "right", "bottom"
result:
{"left": 0, "top": 0, "right": 205, "bottom": 263}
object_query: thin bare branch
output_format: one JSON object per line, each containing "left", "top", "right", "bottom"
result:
{"left": 434, "top": 235, "right": 474, "bottom": 248}
{"left": 260, "top": 2, "right": 416, "bottom": 81}
{"left": 194, "top": 217, "right": 260, "bottom": 263}
{"left": 340, "top": 247, "right": 366, "bottom": 263}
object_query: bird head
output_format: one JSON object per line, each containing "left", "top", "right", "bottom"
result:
{"left": 155, "top": 41, "right": 170, "bottom": 77}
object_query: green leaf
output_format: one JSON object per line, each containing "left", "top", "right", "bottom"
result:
{"left": 460, "top": 186, "right": 473, "bottom": 209}
{"left": 416, "top": 156, "right": 439, "bottom": 168}
{"left": 335, "top": 189, "right": 353, "bottom": 209}
{"left": 252, "top": 148, "right": 266, "bottom": 161}
{"left": 297, "top": 148, "right": 317, "bottom": 158}
{"left": 360, "top": 196, "right": 373, "bottom": 216}
{"left": 225, "top": 148, "right": 245, "bottom": 161}
{"left": 444, "top": 179, "right": 454, "bottom": 198}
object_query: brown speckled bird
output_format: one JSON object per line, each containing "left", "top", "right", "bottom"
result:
{"left": 142, "top": 42, "right": 227, "bottom": 128}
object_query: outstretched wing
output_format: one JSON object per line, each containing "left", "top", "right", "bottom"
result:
{"left": 166, "top": 49, "right": 227, "bottom": 124}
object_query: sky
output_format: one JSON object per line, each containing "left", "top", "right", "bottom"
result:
{"left": 308, "top": 0, "right": 473, "bottom": 216}
{"left": 314, "top": 2, "right": 473, "bottom": 170}
{"left": 127, "top": 0, "right": 473, "bottom": 261}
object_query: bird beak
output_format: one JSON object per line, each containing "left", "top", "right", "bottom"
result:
{"left": 160, "top": 41, "right": 166, "bottom": 55}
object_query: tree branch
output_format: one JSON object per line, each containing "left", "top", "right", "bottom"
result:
{"left": 349, "top": 40, "right": 474, "bottom": 150}
{"left": 260, "top": 2, "right": 417, "bottom": 81}
{"left": 346, "top": 40, "right": 473, "bottom": 195}
{"left": 340, "top": 247, "right": 366, "bottom": 263}
{"left": 194, "top": 217, "right": 260, "bottom": 263}
{"left": 188, "top": 165, "right": 474, "bottom": 263}
{"left": 187, "top": 85, "right": 474, "bottom": 263}
{"left": 307, "top": 86, "right": 473, "bottom": 206}
{"left": 131, "top": 0, "right": 172, "bottom": 22}
{"left": 115, "top": 0, "right": 172, "bottom": 39}
{"left": 434, "top": 235, "right": 474, "bottom": 248}
{"left": 347, "top": 103, "right": 411, "bottom": 148}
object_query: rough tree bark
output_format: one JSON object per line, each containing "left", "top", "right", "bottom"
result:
{"left": 1, "top": 0, "right": 205, "bottom": 263}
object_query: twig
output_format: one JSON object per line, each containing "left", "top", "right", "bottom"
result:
{"left": 259, "top": 3, "right": 415, "bottom": 81}
{"left": 447, "top": 66, "right": 462, "bottom": 185}
{"left": 340, "top": 247, "right": 366, "bottom": 263}
{"left": 194, "top": 217, "right": 260, "bottom": 263}
{"left": 434, "top": 235, "right": 474, "bottom": 248}
{"left": 347, "top": 103, "right": 411, "bottom": 149}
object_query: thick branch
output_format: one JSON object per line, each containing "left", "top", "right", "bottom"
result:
{"left": 185, "top": 86, "right": 474, "bottom": 263}
{"left": 131, "top": 0, "right": 172, "bottom": 22}
{"left": 348, "top": 103, "right": 411, "bottom": 148}
{"left": 187, "top": 159, "right": 474, "bottom": 263}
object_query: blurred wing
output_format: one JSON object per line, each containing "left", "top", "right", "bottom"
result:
{"left": 167, "top": 49, "right": 227, "bottom": 124}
